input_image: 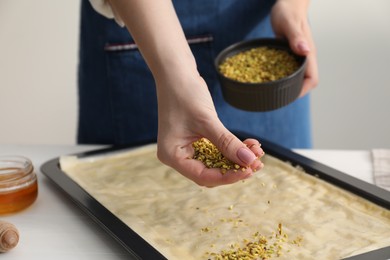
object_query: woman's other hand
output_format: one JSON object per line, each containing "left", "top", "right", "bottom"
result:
{"left": 271, "top": 0, "right": 319, "bottom": 97}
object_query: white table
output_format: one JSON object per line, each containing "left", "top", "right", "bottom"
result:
{"left": 0, "top": 145, "right": 374, "bottom": 260}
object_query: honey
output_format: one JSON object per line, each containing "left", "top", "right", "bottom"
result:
{"left": 0, "top": 156, "right": 38, "bottom": 214}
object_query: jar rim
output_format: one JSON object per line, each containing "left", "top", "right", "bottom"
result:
{"left": 0, "top": 156, "right": 36, "bottom": 192}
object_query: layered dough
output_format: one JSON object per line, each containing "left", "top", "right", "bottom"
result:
{"left": 60, "top": 144, "right": 390, "bottom": 259}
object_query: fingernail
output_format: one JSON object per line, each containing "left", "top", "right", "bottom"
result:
{"left": 298, "top": 41, "right": 310, "bottom": 53}
{"left": 237, "top": 147, "right": 256, "bottom": 165}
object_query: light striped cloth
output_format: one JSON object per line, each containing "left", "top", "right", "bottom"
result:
{"left": 372, "top": 149, "right": 390, "bottom": 191}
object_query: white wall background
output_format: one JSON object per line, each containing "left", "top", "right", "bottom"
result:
{"left": 1, "top": 0, "right": 389, "bottom": 149}
{"left": 309, "top": 1, "right": 390, "bottom": 149}
{"left": 0, "top": 0, "right": 79, "bottom": 145}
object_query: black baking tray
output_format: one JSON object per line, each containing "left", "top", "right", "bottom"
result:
{"left": 41, "top": 131, "right": 390, "bottom": 260}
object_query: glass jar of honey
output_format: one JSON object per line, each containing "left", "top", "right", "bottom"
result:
{"left": 0, "top": 156, "right": 38, "bottom": 214}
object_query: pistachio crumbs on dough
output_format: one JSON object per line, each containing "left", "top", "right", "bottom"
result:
{"left": 204, "top": 223, "right": 302, "bottom": 260}
{"left": 201, "top": 207, "right": 301, "bottom": 260}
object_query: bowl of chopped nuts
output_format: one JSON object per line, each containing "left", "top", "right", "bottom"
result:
{"left": 215, "top": 38, "right": 306, "bottom": 111}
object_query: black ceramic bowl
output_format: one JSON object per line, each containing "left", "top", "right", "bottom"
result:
{"left": 215, "top": 38, "right": 306, "bottom": 112}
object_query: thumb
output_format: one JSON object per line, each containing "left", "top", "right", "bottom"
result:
{"left": 285, "top": 27, "right": 311, "bottom": 56}
{"left": 205, "top": 124, "right": 257, "bottom": 167}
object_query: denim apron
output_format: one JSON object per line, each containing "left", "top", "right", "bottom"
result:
{"left": 78, "top": 0, "right": 312, "bottom": 148}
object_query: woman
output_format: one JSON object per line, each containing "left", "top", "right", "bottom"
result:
{"left": 78, "top": 0, "right": 318, "bottom": 186}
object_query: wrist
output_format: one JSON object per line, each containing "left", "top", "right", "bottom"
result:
{"left": 152, "top": 49, "right": 199, "bottom": 86}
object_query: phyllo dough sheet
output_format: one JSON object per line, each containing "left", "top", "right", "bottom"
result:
{"left": 60, "top": 144, "right": 390, "bottom": 260}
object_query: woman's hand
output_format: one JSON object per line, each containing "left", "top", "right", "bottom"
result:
{"left": 156, "top": 72, "right": 264, "bottom": 187}
{"left": 108, "top": 0, "right": 264, "bottom": 186}
{"left": 271, "top": 0, "right": 319, "bottom": 97}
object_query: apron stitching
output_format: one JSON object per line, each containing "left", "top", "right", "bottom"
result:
{"left": 104, "top": 34, "right": 214, "bottom": 52}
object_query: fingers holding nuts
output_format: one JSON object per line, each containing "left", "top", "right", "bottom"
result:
{"left": 187, "top": 138, "right": 264, "bottom": 186}
{"left": 244, "top": 138, "right": 265, "bottom": 158}
{"left": 243, "top": 138, "right": 265, "bottom": 172}
{"left": 180, "top": 159, "right": 254, "bottom": 187}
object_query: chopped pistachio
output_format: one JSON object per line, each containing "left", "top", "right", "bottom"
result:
{"left": 192, "top": 138, "right": 246, "bottom": 174}
{"left": 208, "top": 223, "right": 302, "bottom": 259}
{"left": 219, "top": 47, "right": 300, "bottom": 83}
